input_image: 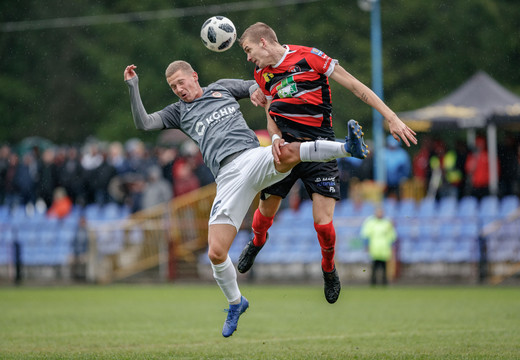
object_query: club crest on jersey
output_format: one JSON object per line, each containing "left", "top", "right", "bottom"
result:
{"left": 288, "top": 65, "right": 301, "bottom": 73}
{"left": 263, "top": 72, "right": 274, "bottom": 83}
{"left": 212, "top": 91, "right": 222, "bottom": 98}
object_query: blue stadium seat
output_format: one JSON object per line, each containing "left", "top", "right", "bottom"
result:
{"left": 478, "top": 195, "right": 499, "bottom": 220}
{"left": 500, "top": 195, "right": 519, "bottom": 217}
{"left": 417, "top": 197, "right": 437, "bottom": 218}
{"left": 84, "top": 204, "right": 104, "bottom": 221}
{"left": 447, "top": 238, "right": 477, "bottom": 262}
{"left": 382, "top": 197, "right": 398, "bottom": 217}
{"left": 458, "top": 196, "right": 478, "bottom": 218}
{"left": 438, "top": 197, "right": 458, "bottom": 218}
{"left": 0, "top": 205, "right": 10, "bottom": 221}
{"left": 336, "top": 199, "right": 354, "bottom": 217}
{"left": 397, "top": 199, "right": 416, "bottom": 218}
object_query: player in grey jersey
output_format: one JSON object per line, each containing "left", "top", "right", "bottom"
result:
{"left": 124, "top": 60, "right": 367, "bottom": 338}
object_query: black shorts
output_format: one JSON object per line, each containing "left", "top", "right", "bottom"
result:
{"left": 261, "top": 160, "right": 340, "bottom": 201}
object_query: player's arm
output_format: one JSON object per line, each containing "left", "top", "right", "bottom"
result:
{"left": 124, "top": 65, "right": 164, "bottom": 131}
{"left": 215, "top": 79, "right": 257, "bottom": 100}
{"left": 264, "top": 99, "right": 284, "bottom": 164}
{"left": 329, "top": 64, "right": 417, "bottom": 147}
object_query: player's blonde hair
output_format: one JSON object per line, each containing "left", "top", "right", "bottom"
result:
{"left": 165, "top": 60, "right": 195, "bottom": 78}
{"left": 239, "top": 22, "right": 279, "bottom": 46}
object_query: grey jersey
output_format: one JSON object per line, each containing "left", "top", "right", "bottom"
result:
{"left": 126, "top": 76, "right": 260, "bottom": 177}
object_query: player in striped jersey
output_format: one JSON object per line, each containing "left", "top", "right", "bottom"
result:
{"left": 238, "top": 22, "right": 417, "bottom": 304}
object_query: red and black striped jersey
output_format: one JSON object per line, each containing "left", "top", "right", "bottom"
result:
{"left": 254, "top": 44, "right": 338, "bottom": 140}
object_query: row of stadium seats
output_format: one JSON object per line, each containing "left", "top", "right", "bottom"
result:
{"left": 0, "top": 203, "right": 130, "bottom": 224}
{"left": 279, "top": 195, "right": 519, "bottom": 223}
{"left": 215, "top": 195, "right": 520, "bottom": 265}
{"left": 0, "top": 203, "right": 132, "bottom": 266}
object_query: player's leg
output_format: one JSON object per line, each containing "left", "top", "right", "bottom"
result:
{"left": 381, "top": 260, "right": 388, "bottom": 285}
{"left": 210, "top": 146, "right": 292, "bottom": 336}
{"left": 274, "top": 120, "right": 368, "bottom": 173}
{"left": 208, "top": 224, "right": 250, "bottom": 338}
{"left": 237, "top": 195, "right": 281, "bottom": 273}
{"left": 312, "top": 193, "right": 341, "bottom": 304}
{"left": 370, "top": 259, "right": 377, "bottom": 285}
{"left": 238, "top": 165, "right": 299, "bottom": 274}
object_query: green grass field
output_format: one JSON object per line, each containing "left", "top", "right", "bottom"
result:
{"left": 0, "top": 284, "right": 519, "bottom": 359}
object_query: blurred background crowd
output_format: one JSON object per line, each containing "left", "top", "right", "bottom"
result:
{"left": 1, "top": 130, "right": 519, "bottom": 220}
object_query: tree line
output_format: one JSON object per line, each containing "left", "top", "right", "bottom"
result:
{"left": 1, "top": 0, "right": 519, "bottom": 146}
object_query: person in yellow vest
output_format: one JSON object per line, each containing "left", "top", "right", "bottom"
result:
{"left": 428, "top": 142, "right": 463, "bottom": 199}
{"left": 360, "top": 206, "right": 397, "bottom": 286}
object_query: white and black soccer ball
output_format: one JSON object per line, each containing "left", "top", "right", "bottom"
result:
{"left": 200, "top": 16, "right": 237, "bottom": 52}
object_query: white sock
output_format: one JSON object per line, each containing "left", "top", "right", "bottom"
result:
{"left": 300, "top": 140, "right": 349, "bottom": 162}
{"left": 211, "top": 255, "right": 241, "bottom": 304}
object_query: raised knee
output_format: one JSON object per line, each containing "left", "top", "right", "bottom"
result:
{"left": 208, "top": 247, "right": 227, "bottom": 264}
{"left": 276, "top": 143, "right": 300, "bottom": 172}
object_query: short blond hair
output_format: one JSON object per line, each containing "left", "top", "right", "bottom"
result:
{"left": 239, "top": 22, "right": 279, "bottom": 46}
{"left": 165, "top": 60, "right": 194, "bottom": 78}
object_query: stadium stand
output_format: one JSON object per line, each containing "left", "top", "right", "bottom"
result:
{"left": 1, "top": 194, "right": 519, "bottom": 284}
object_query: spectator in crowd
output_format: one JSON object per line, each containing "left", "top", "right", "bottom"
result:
{"left": 465, "top": 136, "right": 494, "bottom": 199}
{"left": 108, "top": 141, "right": 132, "bottom": 175}
{"left": 16, "top": 152, "right": 38, "bottom": 209}
{"left": 0, "top": 144, "right": 11, "bottom": 205}
{"left": 427, "top": 141, "right": 463, "bottom": 199}
{"left": 3, "top": 152, "right": 20, "bottom": 209}
{"left": 454, "top": 140, "right": 469, "bottom": 198}
{"left": 498, "top": 134, "right": 518, "bottom": 197}
{"left": 37, "top": 147, "right": 58, "bottom": 208}
{"left": 59, "top": 146, "right": 85, "bottom": 205}
{"left": 155, "top": 145, "right": 177, "bottom": 185}
{"left": 360, "top": 205, "right": 397, "bottom": 286}
{"left": 125, "top": 138, "right": 152, "bottom": 175}
{"left": 172, "top": 158, "right": 200, "bottom": 196}
{"left": 90, "top": 151, "right": 117, "bottom": 205}
{"left": 384, "top": 135, "right": 411, "bottom": 199}
{"left": 141, "top": 165, "right": 173, "bottom": 209}
{"left": 412, "top": 136, "right": 433, "bottom": 190}
{"left": 47, "top": 187, "right": 73, "bottom": 219}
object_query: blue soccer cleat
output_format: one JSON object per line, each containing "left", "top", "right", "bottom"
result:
{"left": 345, "top": 119, "right": 369, "bottom": 159}
{"left": 222, "top": 296, "right": 249, "bottom": 337}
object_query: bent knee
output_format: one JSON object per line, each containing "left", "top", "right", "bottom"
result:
{"left": 276, "top": 143, "right": 300, "bottom": 171}
{"left": 208, "top": 247, "right": 227, "bottom": 264}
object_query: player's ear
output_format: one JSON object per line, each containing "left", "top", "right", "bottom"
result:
{"left": 260, "top": 38, "right": 268, "bottom": 48}
{"left": 192, "top": 71, "right": 199, "bottom": 82}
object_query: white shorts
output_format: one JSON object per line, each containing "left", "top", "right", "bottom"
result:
{"left": 209, "top": 146, "right": 291, "bottom": 231}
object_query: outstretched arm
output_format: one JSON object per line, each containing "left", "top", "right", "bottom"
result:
{"left": 330, "top": 64, "right": 417, "bottom": 147}
{"left": 124, "top": 65, "right": 164, "bottom": 131}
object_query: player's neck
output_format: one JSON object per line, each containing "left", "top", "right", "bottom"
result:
{"left": 270, "top": 44, "right": 287, "bottom": 67}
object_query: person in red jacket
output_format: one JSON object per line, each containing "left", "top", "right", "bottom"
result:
{"left": 47, "top": 187, "right": 73, "bottom": 219}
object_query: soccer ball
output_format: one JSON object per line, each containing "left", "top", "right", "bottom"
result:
{"left": 200, "top": 16, "right": 237, "bottom": 52}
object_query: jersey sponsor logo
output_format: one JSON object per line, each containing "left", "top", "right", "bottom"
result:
{"left": 263, "top": 72, "right": 274, "bottom": 83}
{"left": 276, "top": 75, "right": 297, "bottom": 98}
{"left": 315, "top": 176, "right": 335, "bottom": 182}
{"left": 314, "top": 176, "right": 336, "bottom": 191}
{"left": 195, "top": 105, "right": 237, "bottom": 136}
{"left": 311, "top": 48, "right": 324, "bottom": 57}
